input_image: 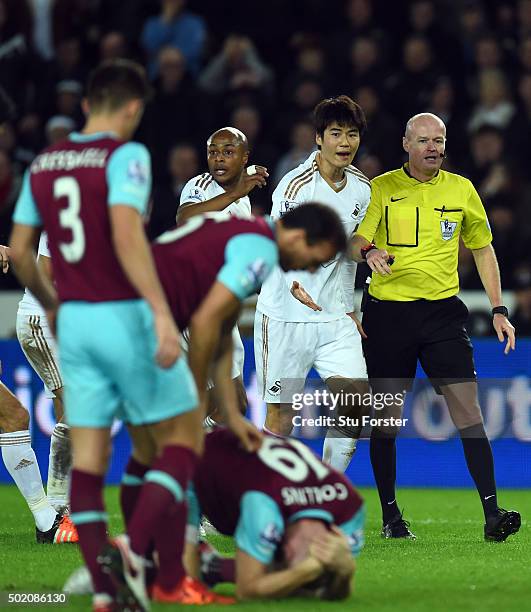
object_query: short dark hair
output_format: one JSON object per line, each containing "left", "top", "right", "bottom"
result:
{"left": 86, "top": 59, "right": 151, "bottom": 113}
{"left": 281, "top": 202, "right": 347, "bottom": 253}
{"left": 313, "top": 95, "right": 367, "bottom": 139}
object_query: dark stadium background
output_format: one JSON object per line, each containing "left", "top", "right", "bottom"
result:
{"left": 0, "top": 0, "right": 529, "bottom": 487}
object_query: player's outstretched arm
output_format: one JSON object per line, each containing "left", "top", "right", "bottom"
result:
{"left": 9, "top": 225, "right": 58, "bottom": 327}
{"left": 235, "top": 549, "right": 324, "bottom": 600}
{"left": 110, "top": 205, "right": 180, "bottom": 367}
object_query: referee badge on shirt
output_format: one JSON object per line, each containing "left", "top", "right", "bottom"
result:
{"left": 440, "top": 219, "right": 457, "bottom": 240}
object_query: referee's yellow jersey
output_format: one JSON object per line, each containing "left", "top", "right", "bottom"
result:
{"left": 356, "top": 164, "right": 492, "bottom": 301}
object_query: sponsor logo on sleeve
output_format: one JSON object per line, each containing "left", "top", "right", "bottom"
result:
{"left": 440, "top": 219, "right": 457, "bottom": 240}
{"left": 279, "top": 200, "right": 297, "bottom": 217}
{"left": 127, "top": 159, "right": 148, "bottom": 185}
{"left": 186, "top": 188, "right": 206, "bottom": 203}
{"left": 242, "top": 258, "right": 269, "bottom": 291}
{"left": 259, "top": 523, "right": 282, "bottom": 550}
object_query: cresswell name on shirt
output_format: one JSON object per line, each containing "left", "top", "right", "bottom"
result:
{"left": 281, "top": 482, "right": 349, "bottom": 506}
{"left": 31, "top": 148, "right": 109, "bottom": 173}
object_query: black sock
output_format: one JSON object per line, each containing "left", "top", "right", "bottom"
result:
{"left": 459, "top": 423, "right": 498, "bottom": 519}
{"left": 370, "top": 430, "right": 399, "bottom": 523}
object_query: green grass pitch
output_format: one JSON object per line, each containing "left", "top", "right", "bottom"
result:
{"left": 0, "top": 485, "right": 528, "bottom": 611}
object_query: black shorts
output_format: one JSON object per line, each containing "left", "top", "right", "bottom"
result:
{"left": 361, "top": 295, "right": 476, "bottom": 393}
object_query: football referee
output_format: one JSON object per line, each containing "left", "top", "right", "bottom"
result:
{"left": 352, "top": 113, "right": 520, "bottom": 542}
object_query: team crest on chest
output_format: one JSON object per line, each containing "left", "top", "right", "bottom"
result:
{"left": 440, "top": 219, "right": 457, "bottom": 240}
{"left": 351, "top": 202, "right": 361, "bottom": 218}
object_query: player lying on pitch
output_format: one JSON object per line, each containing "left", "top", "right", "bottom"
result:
{"left": 102, "top": 203, "right": 349, "bottom": 604}
{"left": 185, "top": 428, "right": 364, "bottom": 601}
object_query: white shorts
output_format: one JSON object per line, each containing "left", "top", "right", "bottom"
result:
{"left": 254, "top": 313, "right": 367, "bottom": 403}
{"left": 16, "top": 312, "right": 62, "bottom": 398}
{"left": 181, "top": 325, "right": 244, "bottom": 389}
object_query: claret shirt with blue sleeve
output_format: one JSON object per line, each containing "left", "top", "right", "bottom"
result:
{"left": 12, "top": 132, "right": 152, "bottom": 303}
{"left": 152, "top": 214, "right": 278, "bottom": 331}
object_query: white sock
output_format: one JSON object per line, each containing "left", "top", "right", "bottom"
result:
{"left": 322, "top": 429, "right": 357, "bottom": 472}
{"left": 47, "top": 423, "right": 72, "bottom": 511}
{"left": 0, "top": 431, "right": 57, "bottom": 531}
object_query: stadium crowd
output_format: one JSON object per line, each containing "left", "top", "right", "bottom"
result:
{"left": 0, "top": 0, "right": 529, "bottom": 329}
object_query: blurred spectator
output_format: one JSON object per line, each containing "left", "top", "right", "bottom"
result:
{"left": 465, "top": 125, "right": 513, "bottom": 206}
{"left": 406, "top": 0, "right": 459, "bottom": 76}
{"left": 54, "top": 80, "right": 83, "bottom": 123}
{"left": 148, "top": 143, "right": 200, "bottom": 239}
{"left": 356, "top": 153, "right": 383, "bottom": 180}
{"left": 45, "top": 115, "right": 74, "bottom": 145}
{"left": 0, "top": 0, "right": 36, "bottom": 116}
{"left": 283, "top": 40, "right": 330, "bottom": 95}
{"left": 231, "top": 105, "right": 277, "bottom": 171}
{"left": 354, "top": 85, "right": 401, "bottom": 168}
{"left": 468, "top": 69, "right": 516, "bottom": 132}
{"left": 273, "top": 119, "right": 316, "bottom": 187}
{"left": 347, "top": 36, "right": 388, "bottom": 91}
{"left": 506, "top": 73, "right": 531, "bottom": 180}
{"left": 53, "top": 0, "right": 101, "bottom": 62}
{"left": 0, "top": 149, "right": 20, "bottom": 214}
{"left": 518, "top": 35, "right": 531, "bottom": 71}
{"left": 28, "top": 0, "right": 54, "bottom": 60}
{"left": 386, "top": 35, "right": 442, "bottom": 121}
{"left": 140, "top": 46, "right": 199, "bottom": 177}
{"left": 99, "top": 31, "right": 129, "bottom": 62}
{"left": 510, "top": 263, "right": 531, "bottom": 336}
{"left": 198, "top": 35, "right": 274, "bottom": 106}
{"left": 276, "top": 77, "right": 324, "bottom": 149}
{"left": 329, "top": 0, "right": 382, "bottom": 66}
{"left": 459, "top": 0, "right": 489, "bottom": 65}
{"left": 0, "top": 148, "right": 21, "bottom": 247}
{"left": 518, "top": 0, "right": 531, "bottom": 40}
{"left": 426, "top": 77, "right": 468, "bottom": 164}
{"left": 141, "top": 0, "right": 206, "bottom": 78}
{"left": 231, "top": 104, "right": 277, "bottom": 214}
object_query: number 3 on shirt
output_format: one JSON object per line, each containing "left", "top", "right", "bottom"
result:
{"left": 54, "top": 177, "right": 85, "bottom": 263}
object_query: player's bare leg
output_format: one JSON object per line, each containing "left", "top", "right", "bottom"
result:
{"left": 205, "top": 376, "right": 247, "bottom": 427}
{"left": 441, "top": 381, "right": 520, "bottom": 541}
{"left": 0, "top": 381, "right": 69, "bottom": 541}
{"left": 264, "top": 402, "right": 294, "bottom": 436}
{"left": 47, "top": 388, "right": 72, "bottom": 513}
{"left": 322, "top": 377, "right": 370, "bottom": 472}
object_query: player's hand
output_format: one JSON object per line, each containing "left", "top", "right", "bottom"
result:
{"left": 493, "top": 314, "right": 516, "bottom": 355}
{"left": 0, "top": 245, "right": 10, "bottom": 273}
{"left": 309, "top": 526, "right": 353, "bottom": 575}
{"left": 154, "top": 311, "right": 181, "bottom": 368}
{"left": 366, "top": 249, "right": 394, "bottom": 275}
{"left": 346, "top": 311, "right": 367, "bottom": 339}
{"left": 227, "top": 413, "right": 262, "bottom": 452}
{"left": 290, "top": 281, "right": 322, "bottom": 311}
{"left": 230, "top": 167, "right": 268, "bottom": 198}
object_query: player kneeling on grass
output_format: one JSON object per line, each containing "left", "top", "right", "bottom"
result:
{"left": 184, "top": 428, "right": 364, "bottom": 601}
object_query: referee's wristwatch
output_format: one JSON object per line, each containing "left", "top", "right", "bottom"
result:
{"left": 492, "top": 306, "right": 509, "bottom": 318}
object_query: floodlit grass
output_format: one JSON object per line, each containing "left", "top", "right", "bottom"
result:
{"left": 0, "top": 485, "right": 528, "bottom": 611}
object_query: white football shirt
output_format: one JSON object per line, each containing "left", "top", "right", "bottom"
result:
{"left": 179, "top": 173, "right": 251, "bottom": 218}
{"left": 257, "top": 152, "right": 370, "bottom": 322}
